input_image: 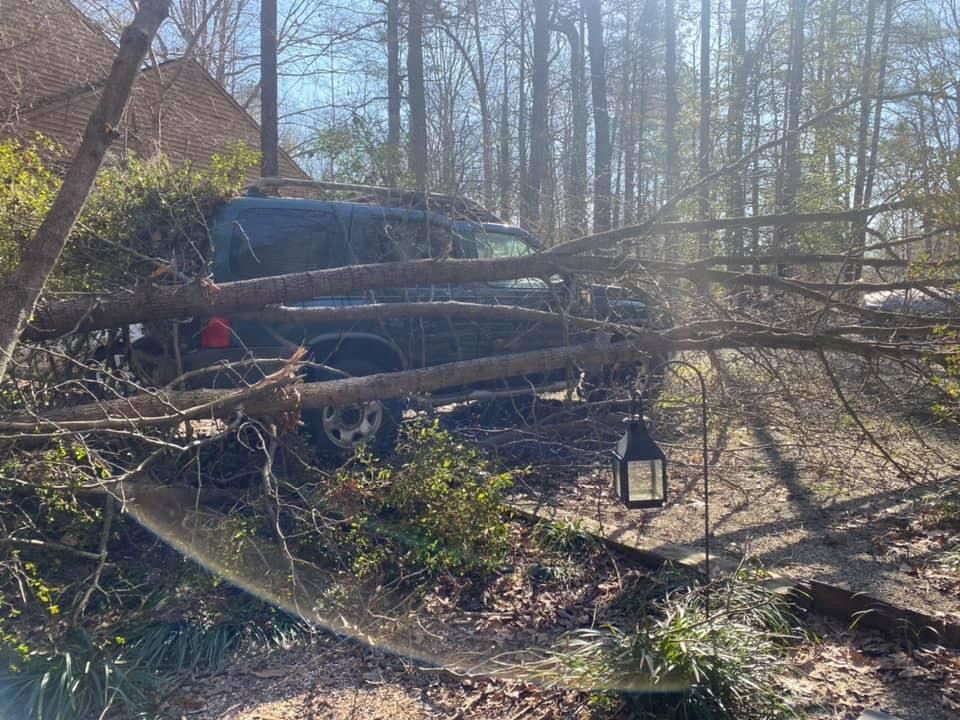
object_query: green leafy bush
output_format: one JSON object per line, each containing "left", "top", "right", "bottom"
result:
{"left": 0, "top": 135, "right": 61, "bottom": 279}
{"left": 58, "top": 142, "right": 258, "bottom": 292}
{"left": 322, "top": 421, "right": 515, "bottom": 577}
{"left": 0, "top": 135, "right": 256, "bottom": 293}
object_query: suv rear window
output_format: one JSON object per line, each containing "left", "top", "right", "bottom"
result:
{"left": 229, "top": 208, "right": 347, "bottom": 280}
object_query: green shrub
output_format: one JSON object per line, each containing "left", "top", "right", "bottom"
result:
{"left": 0, "top": 135, "right": 61, "bottom": 279}
{"left": 58, "top": 142, "right": 258, "bottom": 292}
{"left": 322, "top": 421, "right": 515, "bottom": 577}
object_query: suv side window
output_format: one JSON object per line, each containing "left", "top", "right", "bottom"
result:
{"left": 359, "top": 215, "right": 454, "bottom": 263}
{"left": 229, "top": 208, "right": 346, "bottom": 280}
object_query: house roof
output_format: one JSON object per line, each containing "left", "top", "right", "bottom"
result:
{"left": 1, "top": 0, "right": 309, "bottom": 181}
{"left": 0, "top": 0, "right": 117, "bottom": 118}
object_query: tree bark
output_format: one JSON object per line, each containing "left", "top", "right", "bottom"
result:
{"left": 498, "top": 49, "right": 513, "bottom": 219}
{"left": 556, "top": 21, "right": 587, "bottom": 239}
{"left": 471, "top": 0, "right": 494, "bottom": 209}
{"left": 662, "top": 0, "right": 680, "bottom": 262}
{"left": 386, "top": 0, "right": 402, "bottom": 184}
{"left": 697, "top": 0, "right": 711, "bottom": 257}
{"left": 726, "top": 0, "right": 747, "bottom": 271}
{"left": 7, "top": 340, "right": 660, "bottom": 431}
{"left": 407, "top": 0, "right": 428, "bottom": 190}
{"left": 585, "top": 0, "right": 611, "bottom": 233}
{"left": 773, "top": 0, "right": 807, "bottom": 275}
{"left": 260, "top": 0, "right": 278, "bottom": 178}
{"left": 0, "top": 0, "right": 170, "bottom": 381}
{"left": 26, "top": 254, "right": 611, "bottom": 339}
{"left": 522, "top": 0, "right": 550, "bottom": 230}
{"left": 846, "top": 0, "right": 878, "bottom": 282}
{"left": 5, "top": 325, "right": 939, "bottom": 432}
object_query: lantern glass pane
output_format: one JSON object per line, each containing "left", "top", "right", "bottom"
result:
{"left": 626, "top": 459, "right": 665, "bottom": 502}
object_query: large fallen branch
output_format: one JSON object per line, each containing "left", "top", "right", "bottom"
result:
{"left": 27, "top": 254, "right": 614, "bottom": 340}
{"left": 240, "top": 301, "right": 633, "bottom": 333}
{"left": 2, "top": 324, "right": 941, "bottom": 433}
{"left": 0, "top": 338, "right": 654, "bottom": 431}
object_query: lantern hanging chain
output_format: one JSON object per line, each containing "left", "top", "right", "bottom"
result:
{"left": 646, "top": 359, "right": 710, "bottom": 618}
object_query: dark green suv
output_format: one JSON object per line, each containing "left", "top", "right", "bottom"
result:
{"left": 130, "top": 184, "right": 662, "bottom": 454}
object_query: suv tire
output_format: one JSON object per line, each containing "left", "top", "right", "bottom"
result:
{"left": 304, "top": 358, "right": 402, "bottom": 459}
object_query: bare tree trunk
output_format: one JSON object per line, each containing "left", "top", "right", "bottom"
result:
{"left": 663, "top": 0, "right": 680, "bottom": 264}
{"left": 556, "top": 21, "right": 587, "bottom": 239}
{"left": 518, "top": 0, "right": 528, "bottom": 222}
{"left": 726, "top": 0, "right": 747, "bottom": 272}
{"left": 522, "top": 0, "right": 550, "bottom": 230}
{"left": 471, "top": 0, "right": 494, "bottom": 209}
{"left": 407, "top": 0, "right": 428, "bottom": 190}
{"left": 846, "top": 0, "right": 878, "bottom": 280}
{"left": 620, "top": 5, "right": 637, "bottom": 228}
{"left": 260, "top": 0, "right": 278, "bottom": 178}
{"left": 498, "top": 48, "right": 513, "bottom": 220}
{"left": 585, "top": 0, "right": 611, "bottom": 233}
{"left": 774, "top": 0, "right": 807, "bottom": 276}
{"left": 813, "top": 0, "right": 840, "bottom": 194}
{"left": 697, "top": 0, "right": 711, "bottom": 257}
{"left": 862, "top": 0, "right": 895, "bottom": 225}
{"left": 0, "top": 0, "right": 170, "bottom": 381}
{"left": 28, "top": 253, "right": 609, "bottom": 339}
{"left": 846, "top": 0, "right": 894, "bottom": 280}
{"left": 386, "top": 0, "right": 402, "bottom": 185}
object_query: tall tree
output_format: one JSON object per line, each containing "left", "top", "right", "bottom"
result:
{"left": 726, "top": 0, "right": 748, "bottom": 269}
{"left": 260, "top": 0, "right": 278, "bottom": 178}
{"left": 697, "top": 0, "right": 711, "bottom": 257}
{"left": 585, "top": 0, "right": 611, "bottom": 233}
{"left": 385, "top": 0, "right": 402, "bottom": 184}
{"left": 522, "top": 0, "right": 550, "bottom": 229}
{"left": 407, "top": 0, "right": 428, "bottom": 189}
{"left": 556, "top": 18, "right": 587, "bottom": 238}
{"left": 663, "top": 0, "right": 679, "bottom": 215}
{"left": 774, "top": 0, "right": 807, "bottom": 273}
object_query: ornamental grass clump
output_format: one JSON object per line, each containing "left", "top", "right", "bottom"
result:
{"left": 549, "top": 571, "right": 802, "bottom": 719}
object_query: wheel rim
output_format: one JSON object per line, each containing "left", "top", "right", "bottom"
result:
{"left": 320, "top": 400, "right": 385, "bottom": 448}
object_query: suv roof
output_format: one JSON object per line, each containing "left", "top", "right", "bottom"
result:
{"left": 248, "top": 177, "right": 505, "bottom": 225}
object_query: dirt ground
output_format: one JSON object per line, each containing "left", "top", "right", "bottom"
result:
{"left": 162, "top": 351, "right": 960, "bottom": 719}
{"left": 164, "top": 620, "right": 958, "bottom": 720}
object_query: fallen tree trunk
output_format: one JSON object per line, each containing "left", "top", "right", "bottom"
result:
{"left": 240, "top": 301, "right": 632, "bottom": 333}
{"left": 2, "top": 324, "right": 940, "bottom": 433}
{"left": 0, "top": 338, "right": 653, "bottom": 431}
{"left": 27, "top": 254, "right": 614, "bottom": 340}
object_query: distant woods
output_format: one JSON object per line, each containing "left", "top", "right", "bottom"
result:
{"left": 74, "top": 0, "right": 958, "bottom": 259}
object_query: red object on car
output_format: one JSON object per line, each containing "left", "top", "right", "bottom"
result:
{"left": 200, "top": 317, "right": 232, "bottom": 348}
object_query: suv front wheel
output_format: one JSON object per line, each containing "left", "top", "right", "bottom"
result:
{"left": 304, "top": 358, "right": 402, "bottom": 459}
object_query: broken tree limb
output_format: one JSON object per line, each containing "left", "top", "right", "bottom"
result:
{"left": 1, "top": 325, "right": 943, "bottom": 434}
{"left": 239, "top": 301, "right": 635, "bottom": 334}
{"left": 26, "top": 254, "right": 615, "bottom": 340}
{"left": 546, "top": 199, "right": 917, "bottom": 257}
{"left": 0, "top": 338, "right": 654, "bottom": 431}
{"left": 0, "top": 0, "right": 170, "bottom": 378}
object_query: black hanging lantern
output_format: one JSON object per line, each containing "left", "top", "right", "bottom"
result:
{"left": 612, "top": 396, "right": 667, "bottom": 509}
